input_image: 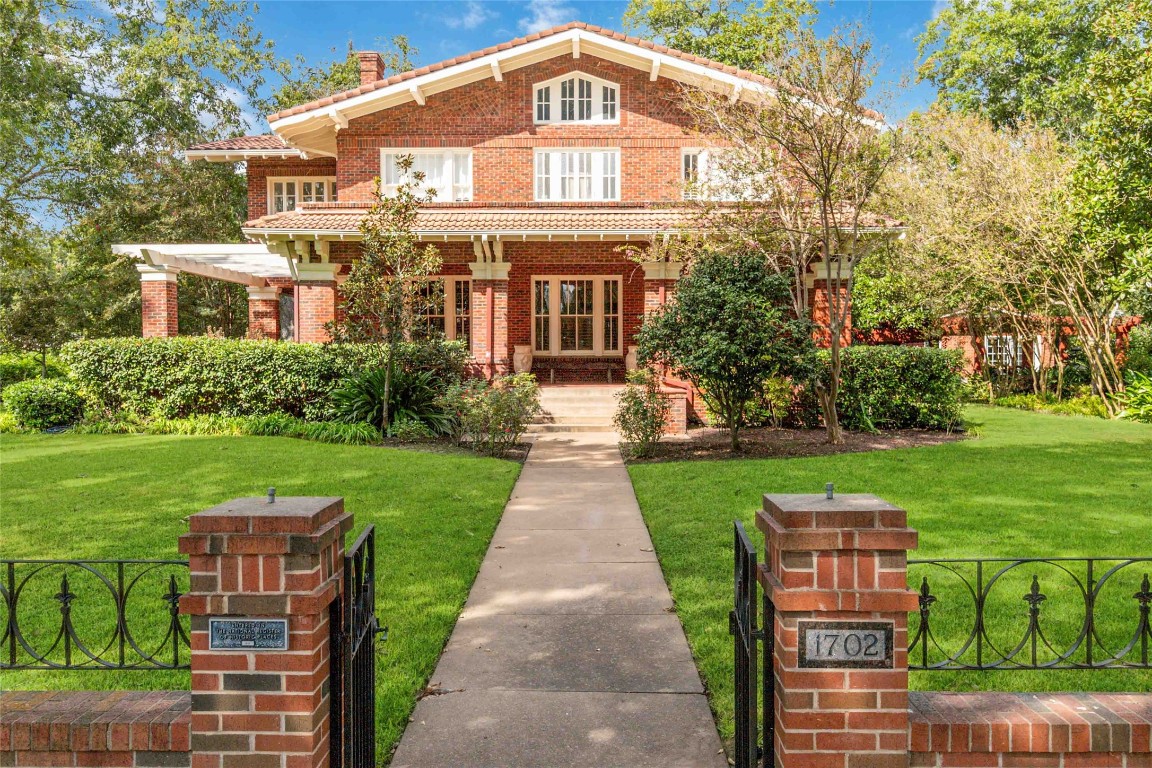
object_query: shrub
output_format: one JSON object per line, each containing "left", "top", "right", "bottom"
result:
{"left": 75, "top": 413, "right": 382, "bottom": 445}
{"left": 62, "top": 337, "right": 467, "bottom": 420}
{"left": 836, "top": 346, "right": 964, "bottom": 431}
{"left": 443, "top": 373, "right": 541, "bottom": 457}
{"left": 613, "top": 370, "right": 670, "bottom": 459}
{"left": 992, "top": 393, "right": 1111, "bottom": 419}
{"left": 1119, "top": 371, "right": 1152, "bottom": 424}
{"left": 331, "top": 367, "right": 452, "bottom": 435}
{"left": 0, "top": 353, "right": 67, "bottom": 391}
{"left": 1123, "top": 324, "right": 1152, "bottom": 376}
{"left": 2, "top": 378, "right": 85, "bottom": 429}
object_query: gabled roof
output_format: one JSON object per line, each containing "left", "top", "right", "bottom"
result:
{"left": 266, "top": 22, "right": 789, "bottom": 158}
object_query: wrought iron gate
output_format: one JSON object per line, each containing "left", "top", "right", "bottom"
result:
{"left": 730, "top": 521, "right": 774, "bottom": 768}
{"left": 330, "top": 525, "right": 383, "bottom": 768}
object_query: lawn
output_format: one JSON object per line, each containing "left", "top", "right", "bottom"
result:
{"left": 0, "top": 432, "right": 520, "bottom": 761}
{"left": 628, "top": 406, "right": 1152, "bottom": 744}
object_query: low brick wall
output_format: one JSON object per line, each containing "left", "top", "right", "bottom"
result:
{"left": 0, "top": 690, "right": 191, "bottom": 767}
{"left": 910, "top": 691, "right": 1152, "bottom": 768}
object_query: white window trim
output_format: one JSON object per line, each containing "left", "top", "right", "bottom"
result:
{"left": 379, "top": 148, "right": 474, "bottom": 202}
{"left": 531, "top": 275, "right": 623, "bottom": 356}
{"left": 533, "top": 72, "right": 620, "bottom": 125}
{"left": 533, "top": 148, "right": 621, "bottom": 202}
{"left": 682, "top": 148, "right": 756, "bottom": 202}
{"left": 266, "top": 176, "right": 336, "bottom": 214}
{"left": 983, "top": 334, "right": 1023, "bottom": 368}
{"left": 422, "top": 277, "right": 472, "bottom": 343}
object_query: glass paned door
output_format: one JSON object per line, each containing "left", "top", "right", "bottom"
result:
{"left": 559, "top": 279, "right": 595, "bottom": 352}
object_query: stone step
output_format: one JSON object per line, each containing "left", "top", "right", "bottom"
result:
{"left": 526, "top": 423, "right": 619, "bottom": 434}
{"left": 533, "top": 414, "right": 615, "bottom": 425}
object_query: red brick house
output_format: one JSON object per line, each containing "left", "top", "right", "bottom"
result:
{"left": 115, "top": 22, "right": 867, "bottom": 388}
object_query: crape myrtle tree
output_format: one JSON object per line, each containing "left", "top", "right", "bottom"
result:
{"left": 329, "top": 156, "right": 442, "bottom": 430}
{"left": 637, "top": 250, "right": 815, "bottom": 451}
{"left": 682, "top": 24, "right": 899, "bottom": 443}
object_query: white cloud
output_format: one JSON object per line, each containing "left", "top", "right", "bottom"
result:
{"left": 517, "top": 0, "right": 575, "bottom": 34}
{"left": 446, "top": 0, "right": 497, "bottom": 30}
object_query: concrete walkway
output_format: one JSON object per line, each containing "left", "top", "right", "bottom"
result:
{"left": 391, "top": 432, "right": 727, "bottom": 768}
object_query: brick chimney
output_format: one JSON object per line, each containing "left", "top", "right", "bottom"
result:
{"left": 357, "top": 51, "right": 386, "bottom": 86}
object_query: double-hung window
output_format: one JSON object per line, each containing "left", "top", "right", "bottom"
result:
{"left": 268, "top": 177, "right": 336, "bottom": 214}
{"left": 681, "top": 149, "right": 764, "bottom": 201}
{"left": 380, "top": 149, "right": 473, "bottom": 202}
{"left": 534, "top": 149, "right": 620, "bottom": 202}
{"left": 983, "top": 334, "right": 1021, "bottom": 369}
{"left": 534, "top": 74, "right": 618, "bottom": 124}
{"left": 417, "top": 278, "right": 472, "bottom": 345}
{"left": 532, "top": 277, "right": 622, "bottom": 355}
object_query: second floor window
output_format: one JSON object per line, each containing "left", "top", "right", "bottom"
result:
{"left": 268, "top": 177, "right": 335, "bottom": 214}
{"left": 535, "top": 149, "right": 620, "bottom": 202}
{"left": 381, "top": 150, "right": 473, "bottom": 202}
{"left": 534, "top": 74, "right": 618, "bottom": 124}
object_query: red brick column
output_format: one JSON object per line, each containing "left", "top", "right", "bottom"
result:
{"left": 178, "top": 496, "right": 354, "bottom": 768}
{"left": 640, "top": 261, "right": 683, "bottom": 315}
{"left": 295, "top": 264, "right": 340, "bottom": 344}
{"left": 810, "top": 280, "right": 852, "bottom": 348}
{"left": 470, "top": 262, "right": 511, "bottom": 377}
{"left": 139, "top": 264, "right": 180, "bottom": 337}
{"left": 247, "top": 286, "right": 282, "bottom": 340}
{"left": 758, "top": 493, "right": 919, "bottom": 768}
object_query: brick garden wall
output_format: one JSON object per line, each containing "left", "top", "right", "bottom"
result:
{"left": 1, "top": 690, "right": 191, "bottom": 767}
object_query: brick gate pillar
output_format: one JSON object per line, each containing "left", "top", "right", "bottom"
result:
{"left": 179, "top": 496, "right": 354, "bottom": 768}
{"left": 759, "top": 493, "right": 919, "bottom": 768}
{"left": 139, "top": 263, "right": 180, "bottom": 337}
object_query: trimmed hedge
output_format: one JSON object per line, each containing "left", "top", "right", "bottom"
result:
{"left": 836, "top": 346, "right": 964, "bottom": 431}
{"left": 62, "top": 337, "right": 468, "bottom": 420}
{"left": 2, "top": 378, "right": 84, "bottom": 429}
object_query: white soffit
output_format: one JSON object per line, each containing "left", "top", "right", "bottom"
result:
{"left": 269, "top": 28, "right": 775, "bottom": 156}
{"left": 112, "top": 244, "right": 294, "bottom": 286}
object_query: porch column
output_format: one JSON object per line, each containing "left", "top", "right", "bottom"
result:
{"left": 138, "top": 263, "right": 180, "bottom": 338}
{"left": 247, "top": 286, "right": 281, "bottom": 341}
{"left": 640, "top": 261, "right": 684, "bottom": 316}
{"left": 295, "top": 264, "right": 340, "bottom": 344}
{"left": 809, "top": 280, "right": 853, "bottom": 348}
{"left": 469, "top": 260, "right": 511, "bottom": 378}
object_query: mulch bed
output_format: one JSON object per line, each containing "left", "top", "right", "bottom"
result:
{"left": 628, "top": 425, "right": 966, "bottom": 463}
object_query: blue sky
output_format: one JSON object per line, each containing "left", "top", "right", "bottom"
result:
{"left": 245, "top": 0, "right": 945, "bottom": 127}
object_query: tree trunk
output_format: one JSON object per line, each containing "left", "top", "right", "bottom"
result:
{"left": 382, "top": 340, "right": 394, "bottom": 434}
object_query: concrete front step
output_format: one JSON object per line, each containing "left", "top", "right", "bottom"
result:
{"left": 526, "top": 423, "right": 617, "bottom": 433}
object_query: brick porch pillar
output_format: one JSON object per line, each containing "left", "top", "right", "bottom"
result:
{"left": 295, "top": 264, "right": 340, "bottom": 343}
{"left": 809, "top": 279, "right": 852, "bottom": 348}
{"left": 469, "top": 260, "right": 511, "bottom": 377}
{"left": 139, "top": 263, "right": 180, "bottom": 337}
{"left": 640, "top": 261, "right": 683, "bottom": 315}
{"left": 178, "top": 496, "right": 354, "bottom": 768}
{"left": 247, "top": 286, "right": 281, "bottom": 340}
{"left": 758, "top": 492, "right": 919, "bottom": 768}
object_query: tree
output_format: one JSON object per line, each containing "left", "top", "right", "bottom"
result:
{"left": 622, "top": 0, "right": 814, "bottom": 73}
{"left": 683, "top": 24, "right": 899, "bottom": 443}
{"left": 0, "top": 239, "right": 78, "bottom": 370}
{"left": 330, "top": 156, "right": 441, "bottom": 430}
{"left": 637, "top": 250, "right": 814, "bottom": 450}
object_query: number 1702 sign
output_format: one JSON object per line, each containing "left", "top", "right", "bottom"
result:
{"left": 798, "top": 620, "right": 894, "bottom": 669}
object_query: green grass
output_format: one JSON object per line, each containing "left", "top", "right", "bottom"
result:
{"left": 628, "top": 406, "right": 1152, "bottom": 744}
{"left": 0, "top": 432, "right": 520, "bottom": 761}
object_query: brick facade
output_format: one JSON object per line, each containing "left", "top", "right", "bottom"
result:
{"left": 177, "top": 496, "right": 354, "bottom": 768}
{"left": 1, "top": 690, "right": 191, "bottom": 767}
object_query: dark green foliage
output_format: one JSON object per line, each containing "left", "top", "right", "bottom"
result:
{"left": 2, "top": 378, "right": 84, "bottom": 429}
{"left": 1123, "top": 324, "right": 1151, "bottom": 375}
{"left": 62, "top": 337, "right": 467, "bottom": 420}
{"left": 0, "top": 353, "right": 67, "bottom": 390}
{"left": 637, "top": 251, "right": 816, "bottom": 449}
{"left": 836, "top": 346, "right": 964, "bottom": 431}
{"left": 332, "top": 368, "right": 453, "bottom": 436}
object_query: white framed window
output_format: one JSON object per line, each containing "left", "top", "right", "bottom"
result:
{"left": 532, "top": 276, "right": 622, "bottom": 355}
{"left": 983, "top": 334, "right": 1022, "bottom": 368}
{"left": 681, "top": 148, "right": 766, "bottom": 201}
{"left": 533, "top": 73, "right": 619, "bottom": 124}
{"left": 418, "top": 278, "right": 472, "bottom": 345}
{"left": 380, "top": 149, "right": 473, "bottom": 202}
{"left": 534, "top": 149, "right": 620, "bottom": 202}
{"left": 267, "top": 177, "right": 336, "bottom": 214}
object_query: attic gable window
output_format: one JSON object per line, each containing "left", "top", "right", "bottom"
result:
{"left": 534, "top": 73, "right": 619, "bottom": 125}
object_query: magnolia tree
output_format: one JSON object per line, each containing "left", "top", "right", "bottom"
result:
{"left": 329, "top": 156, "right": 441, "bottom": 428}
{"left": 682, "top": 24, "right": 899, "bottom": 443}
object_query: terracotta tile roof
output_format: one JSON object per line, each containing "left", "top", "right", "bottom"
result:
{"left": 267, "top": 22, "right": 802, "bottom": 122}
{"left": 244, "top": 207, "right": 696, "bottom": 233}
{"left": 187, "top": 135, "right": 292, "bottom": 151}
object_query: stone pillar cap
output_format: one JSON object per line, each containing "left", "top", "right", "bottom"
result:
{"left": 189, "top": 496, "right": 344, "bottom": 534}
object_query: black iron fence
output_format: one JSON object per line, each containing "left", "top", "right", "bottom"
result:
{"left": 908, "top": 556, "right": 1152, "bottom": 670}
{"left": 730, "top": 521, "right": 772, "bottom": 768}
{"left": 1, "top": 559, "right": 190, "bottom": 670}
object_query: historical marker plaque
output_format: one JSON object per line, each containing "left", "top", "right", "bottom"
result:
{"left": 208, "top": 618, "right": 289, "bottom": 651}
{"left": 798, "top": 620, "right": 893, "bottom": 669}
